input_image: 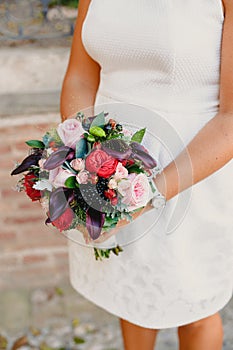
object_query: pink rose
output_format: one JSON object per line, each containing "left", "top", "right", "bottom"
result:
{"left": 49, "top": 167, "right": 73, "bottom": 188}
{"left": 129, "top": 173, "right": 150, "bottom": 211}
{"left": 76, "top": 170, "right": 89, "bottom": 184}
{"left": 57, "top": 119, "right": 85, "bottom": 149}
{"left": 113, "top": 162, "right": 128, "bottom": 180}
{"left": 117, "top": 179, "right": 132, "bottom": 205}
{"left": 70, "top": 158, "right": 85, "bottom": 171}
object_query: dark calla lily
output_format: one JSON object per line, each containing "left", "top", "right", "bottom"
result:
{"left": 45, "top": 217, "right": 52, "bottom": 224}
{"left": 48, "top": 187, "right": 74, "bottom": 222}
{"left": 43, "top": 146, "right": 74, "bottom": 170}
{"left": 86, "top": 207, "right": 105, "bottom": 240}
{"left": 82, "top": 111, "right": 108, "bottom": 131}
{"left": 11, "top": 153, "right": 42, "bottom": 175}
{"left": 81, "top": 116, "right": 96, "bottom": 131}
{"left": 132, "top": 151, "right": 157, "bottom": 168}
{"left": 130, "top": 142, "right": 157, "bottom": 169}
{"left": 102, "top": 139, "right": 132, "bottom": 161}
{"left": 130, "top": 141, "right": 149, "bottom": 153}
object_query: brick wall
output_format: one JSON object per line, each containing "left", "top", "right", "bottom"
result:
{"left": 0, "top": 114, "right": 70, "bottom": 290}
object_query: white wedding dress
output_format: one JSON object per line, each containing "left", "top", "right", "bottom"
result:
{"left": 68, "top": 0, "right": 233, "bottom": 328}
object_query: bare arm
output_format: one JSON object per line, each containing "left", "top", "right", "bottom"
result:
{"left": 154, "top": 0, "right": 233, "bottom": 201}
{"left": 60, "top": 0, "right": 101, "bottom": 121}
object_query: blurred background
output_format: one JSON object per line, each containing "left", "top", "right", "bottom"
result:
{"left": 0, "top": 1, "right": 232, "bottom": 349}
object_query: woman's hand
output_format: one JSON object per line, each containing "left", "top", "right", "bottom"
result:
{"left": 92, "top": 201, "right": 154, "bottom": 244}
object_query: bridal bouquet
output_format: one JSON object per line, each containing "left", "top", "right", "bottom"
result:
{"left": 11, "top": 111, "right": 159, "bottom": 260}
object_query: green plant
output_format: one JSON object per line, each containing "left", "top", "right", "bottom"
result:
{"left": 49, "top": 0, "right": 79, "bottom": 8}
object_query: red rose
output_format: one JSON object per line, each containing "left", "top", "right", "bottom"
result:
{"left": 24, "top": 173, "right": 41, "bottom": 201}
{"left": 121, "top": 159, "right": 134, "bottom": 167}
{"left": 121, "top": 159, "right": 127, "bottom": 166}
{"left": 104, "top": 188, "right": 117, "bottom": 200}
{"left": 127, "top": 159, "right": 135, "bottom": 166}
{"left": 97, "top": 158, "right": 118, "bottom": 178}
{"left": 110, "top": 196, "right": 118, "bottom": 206}
{"left": 51, "top": 207, "right": 75, "bottom": 232}
{"left": 85, "top": 150, "right": 109, "bottom": 173}
{"left": 93, "top": 141, "right": 101, "bottom": 149}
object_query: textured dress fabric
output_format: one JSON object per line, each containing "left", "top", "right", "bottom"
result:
{"left": 68, "top": 0, "right": 233, "bottom": 328}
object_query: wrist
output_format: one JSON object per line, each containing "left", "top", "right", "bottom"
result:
{"left": 152, "top": 172, "right": 167, "bottom": 200}
{"left": 150, "top": 173, "right": 167, "bottom": 209}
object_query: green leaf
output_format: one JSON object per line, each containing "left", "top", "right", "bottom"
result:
{"left": 131, "top": 128, "right": 146, "bottom": 143}
{"left": 89, "top": 126, "right": 106, "bottom": 138}
{"left": 76, "top": 137, "right": 87, "bottom": 158}
{"left": 90, "top": 111, "right": 105, "bottom": 128}
{"left": 73, "top": 336, "right": 85, "bottom": 344}
{"left": 64, "top": 176, "right": 78, "bottom": 189}
{"left": 25, "top": 140, "right": 45, "bottom": 149}
{"left": 127, "top": 164, "right": 144, "bottom": 174}
{"left": 103, "top": 215, "right": 118, "bottom": 229}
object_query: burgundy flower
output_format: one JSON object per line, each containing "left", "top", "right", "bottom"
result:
{"left": 24, "top": 173, "right": 41, "bottom": 202}
{"left": 121, "top": 159, "right": 135, "bottom": 167}
{"left": 51, "top": 207, "right": 75, "bottom": 232}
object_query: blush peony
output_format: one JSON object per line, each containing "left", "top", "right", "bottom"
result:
{"left": 129, "top": 173, "right": 150, "bottom": 210}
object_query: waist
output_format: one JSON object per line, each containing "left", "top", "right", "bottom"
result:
{"left": 95, "top": 87, "right": 220, "bottom": 117}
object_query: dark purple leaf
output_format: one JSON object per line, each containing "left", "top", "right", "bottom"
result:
{"left": 130, "top": 142, "right": 157, "bottom": 169}
{"left": 86, "top": 207, "right": 105, "bottom": 240}
{"left": 82, "top": 111, "right": 108, "bottom": 131}
{"left": 43, "top": 146, "right": 74, "bottom": 170}
{"left": 130, "top": 141, "right": 148, "bottom": 153}
{"left": 11, "top": 153, "right": 42, "bottom": 175}
{"left": 49, "top": 187, "right": 74, "bottom": 222}
{"left": 132, "top": 151, "right": 157, "bottom": 169}
{"left": 102, "top": 139, "right": 132, "bottom": 161}
{"left": 45, "top": 217, "right": 51, "bottom": 225}
{"left": 82, "top": 116, "right": 96, "bottom": 131}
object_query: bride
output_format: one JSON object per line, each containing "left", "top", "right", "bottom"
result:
{"left": 60, "top": 1, "right": 233, "bottom": 349}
